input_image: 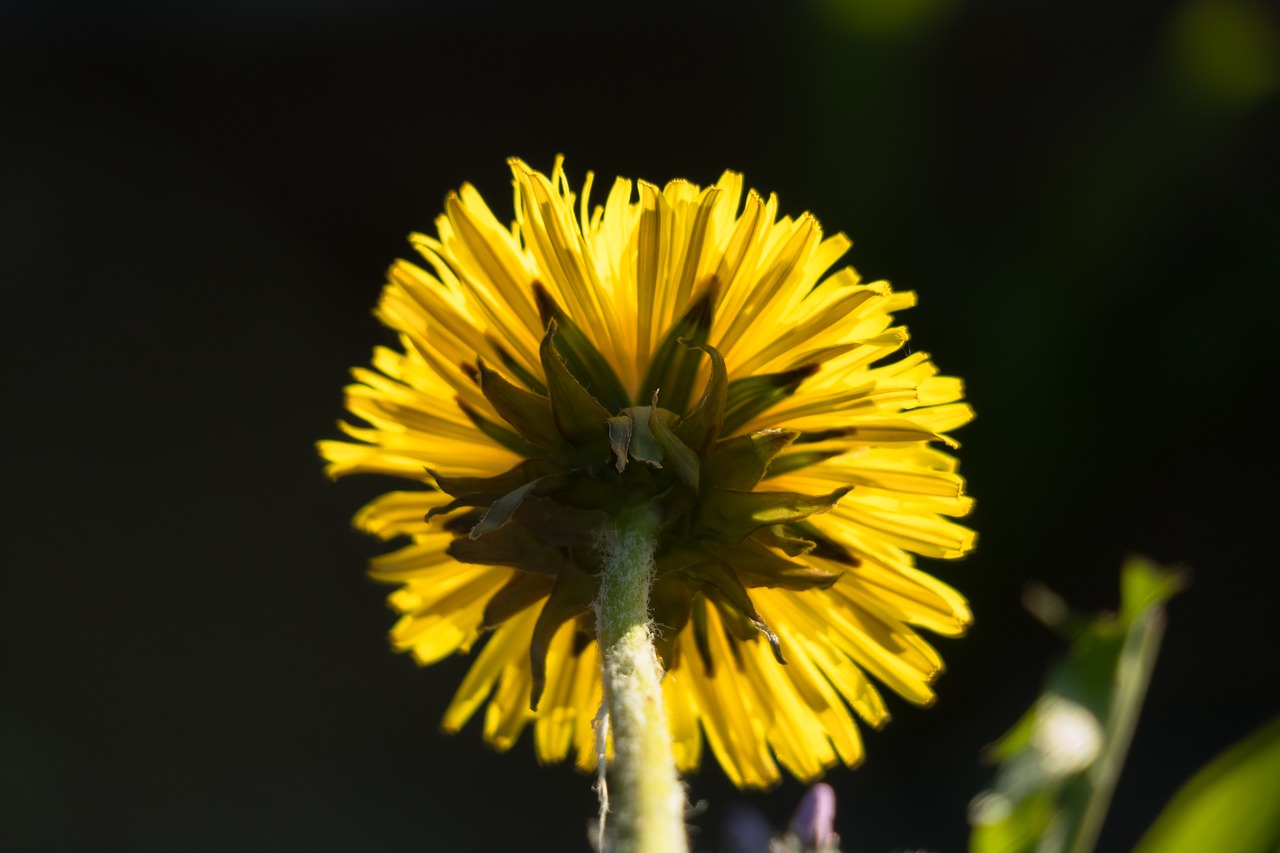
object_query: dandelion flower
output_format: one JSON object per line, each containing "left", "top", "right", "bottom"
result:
{"left": 319, "top": 157, "right": 975, "bottom": 788}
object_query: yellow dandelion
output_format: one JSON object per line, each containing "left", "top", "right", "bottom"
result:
{"left": 319, "top": 157, "right": 975, "bottom": 789}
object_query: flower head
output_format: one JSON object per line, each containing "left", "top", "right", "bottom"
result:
{"left": 319, "top": 158, "right": 975, "bottom": 788}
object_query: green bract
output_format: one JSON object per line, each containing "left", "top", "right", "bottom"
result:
{"left": 428, "top": 290, "right": 851, "bottom": 707}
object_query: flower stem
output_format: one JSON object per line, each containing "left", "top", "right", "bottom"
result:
{"left": 595, "top": 510, "right": 688, "bottom": 853}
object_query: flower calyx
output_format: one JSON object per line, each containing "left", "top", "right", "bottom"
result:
{"left": 431, "top": 298, "right": 852, "bottom": 709}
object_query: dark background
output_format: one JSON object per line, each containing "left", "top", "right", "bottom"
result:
{"left": 4, "top": 1, "right": 1278, "bottom": 850}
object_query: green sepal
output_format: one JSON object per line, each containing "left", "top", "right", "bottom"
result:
{"left": 477, "top": 360, "right": 571, "bottom": 458}
{"left": 672, "top": 339, "right": 728, "bottom": 454}
{"left": 661, "top": 545, "right": 784, "bottom": 664}
{"left": 791, "top": 428, "right": 854, "bottom": 444}
{"left": 570, "top": 616, "right": 595, "bottom": 657}
{"left": 651, "top": 481, "right": 699, "bottom": 533}
{"left": 529, "top": 562, "right": 599, "bottom": 710}
{"left": 429, "top": 458, "right": 562, "bottom": 501}
{"left": 540, "top": 320, "right": 613, "bottom": 449}
{"left": 482, "top": 572, "right": 555, "bottom": 629}
{"left": 543, "top": 471, "right": 636, "bottom": 519}
{"left": 424, "top": 494, "right": 487, "bottom": 522}
{"left": 721, "top": 364, "right": 819, "bottom": 435}
{"left": 443, "top": 508, "right": 485, "bottom": 536}
{"left": 690, "top": 596, "right": 715, "bottom": 675}
{"left": 696, "top": 486, "right": 852, "bottom": 543}
{"left": 711, "top": 595, "right": 772, "bottom": 651}
{"left": 639, "top": 285, "right": 717, "bottom": 416}
{"left": 650, "top": 574, "right": 696, "bottom": 670}
{"left": 704, "top": 538, "right": 841, "bottom": 591}
{"left": 533, "top": 283, "right": 631, "bottom": 412}
{"left": 455, "top": 398, "right": 550, "bottom": 460}
{"left": 509, "top": 494, "right": 610, "bottom": 547}
{"left": 752, "top": 524, "right": 817, "bottom": 558}
{"left": 701, "top": 428, "right": 800, "bottom": 491}
{"left": 621, "top": 405, "right": 664, "bottom": 467}
{"left": 763, "top": 449, "right": 846, "bottom": 479}
{"left": 448, "top": 523, "right": 572, "bottom": 575}
{"left": 648, "top": 403, "right": 699, "bottom": 489}
{"left": 606, "top": 416, "right": 632, "bottom": 472}
{"left": 484, "top": 333, "right": 547, "bottom": 395}
{"left": 794, "top": 422, "right": 947, "bottom": 445}
{"left": 469, "top": 473, "right": 566, "bottom": 539}
{"left": 787, "top": 520, "right": 861, "bottom": 567}
{"left": 708, "top": 594, "right": 782, "bottom": 665}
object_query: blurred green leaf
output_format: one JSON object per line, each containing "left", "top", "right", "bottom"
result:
{"left": 1066, "top": 557, "right": 1187, "bottom": 853}
{"left": 1133, "top": 714, "right": 1280, "bottom": 853}
{"left": 817, "top": 0, "right": 952, "bottom": 38}
{"left": 982, "top": 707, "right": 1039, "bottom": 765}
{"left": 969, "top": 556, "right": 1185, "bottom": 853}
{"left": 971, "top": 789, "right": 1057, "bottom": 853}
{"left": 1120, "top": 556, "right": 1188, "bottom": 624}
{"left": 1166, "top": 0, "right": 1280, "bottom": 111}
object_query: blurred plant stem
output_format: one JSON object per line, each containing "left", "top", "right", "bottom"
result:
{"left": 1065, "top": 565, "right": 1172, "bottom": 853}
{"left": 596, "top": 510, "right": 688, "bottom": 853}
{"left": 971, "top": 556, "right": 1185, "bottom": 853}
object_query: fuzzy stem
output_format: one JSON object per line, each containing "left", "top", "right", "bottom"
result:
{"left": 594, "top": 510, "right": 688, "bottom": 853}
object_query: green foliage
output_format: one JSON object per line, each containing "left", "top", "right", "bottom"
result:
{"left": 1133, "top": 714, "right": 1280, "bottom": 853}
{"left": 1165, "top": 0, "right": 1280, "bottom": 111}
{"left": 969, "top": 557, "right": 1186, "bottom": 853}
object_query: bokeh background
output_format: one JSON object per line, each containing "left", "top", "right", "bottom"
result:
{"left": 4, "top": 1, "right": 1278, "bottom": 850}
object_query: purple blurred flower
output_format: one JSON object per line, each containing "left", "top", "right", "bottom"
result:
{"left": 789, "top": 783, "right": 837, "bottom": 851}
